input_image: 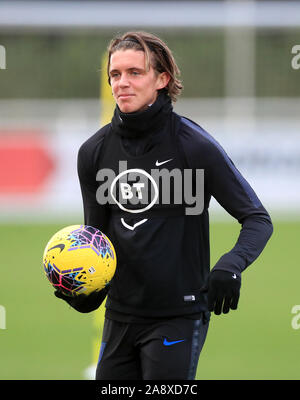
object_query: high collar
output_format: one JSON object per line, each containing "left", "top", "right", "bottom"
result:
{"left": 111, "top": 91, "right": 173, "bottom": 139}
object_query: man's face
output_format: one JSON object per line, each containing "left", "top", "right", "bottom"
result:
{"left": 109, "top": 49, "right": 168, "bottom": 113}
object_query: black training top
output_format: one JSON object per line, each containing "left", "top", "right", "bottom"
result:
{"left": 77, "top": 92, "right": 273, "bottom": 319}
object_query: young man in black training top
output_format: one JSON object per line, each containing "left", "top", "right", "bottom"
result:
{"left": 55, "top": 31, "right": 273, "bottom": 380}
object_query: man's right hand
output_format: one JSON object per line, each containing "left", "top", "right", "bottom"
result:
{"left": 54, "top": 285, "right": 110, "bottom": 313}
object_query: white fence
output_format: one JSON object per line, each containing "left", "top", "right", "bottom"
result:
{"left": 1, "top": 1, "right": 300, "bottom": 30}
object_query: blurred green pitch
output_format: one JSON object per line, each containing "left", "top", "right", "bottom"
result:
{"left": 0, "top": 220, "right": 299, "bottom": 380}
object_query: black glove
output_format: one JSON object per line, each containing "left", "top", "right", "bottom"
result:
{"left": 54, "top": 285, "right": 110, "bottom": 313}
{"left": 201, "top": 270, "right": 241, "bottom": 315}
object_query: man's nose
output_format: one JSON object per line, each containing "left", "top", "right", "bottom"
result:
{"left": 119, "top": 73, "right": 130, "bottom": 87}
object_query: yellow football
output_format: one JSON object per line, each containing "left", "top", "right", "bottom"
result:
{"left": 43, "top": 225, "right": 116, "bottom": 296}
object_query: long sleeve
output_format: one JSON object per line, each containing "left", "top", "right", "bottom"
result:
{"left": 180, "top": 117, "right": 273, "bottom": 275}
{"left": 208, "top": 147, "right": 273, "bottom": 274}
{"left": 77, "top": 130, "right": 111, "bottom": 234}
{"left": 63, "top": 128, "right": 112, "bottom": 313}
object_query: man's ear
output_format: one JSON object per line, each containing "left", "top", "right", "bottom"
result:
{"left": 156, "top": 72, "right": 171, "bottom": 90}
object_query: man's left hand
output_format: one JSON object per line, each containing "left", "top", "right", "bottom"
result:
{"left": 201, "top": 270, "right": 241, "bottom": 315}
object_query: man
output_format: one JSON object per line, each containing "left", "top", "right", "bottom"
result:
{"left": 55, "top": 31, "right": 273, "bottom": 380}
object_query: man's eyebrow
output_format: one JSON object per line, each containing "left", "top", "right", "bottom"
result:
{"left": 109, "top": 69, "right": 119, "bottom": 75}
{"left": 109, "top": 67, "right": 145, "bottom": 74}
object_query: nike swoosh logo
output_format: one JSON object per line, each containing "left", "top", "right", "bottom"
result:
{"left": 155, "top": 158, "right": 173, "bottom": 167}
{"left": 163, "top": 338, "right": 185, "bottom": 346}
{"left": 47, "top": 244, "right": 65, "bottom": 253}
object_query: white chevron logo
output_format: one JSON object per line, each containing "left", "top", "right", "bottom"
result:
{"left": 121, "top": 218, "right": 148, "bottom": 231}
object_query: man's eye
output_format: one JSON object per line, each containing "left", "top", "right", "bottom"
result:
{"left": 110, "top": 72, "right": 119, "bottom": 78}
{"left": 131, "top": 71, "right": 140, "bottom": 75}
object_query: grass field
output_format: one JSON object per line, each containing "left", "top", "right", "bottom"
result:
{"left": 0, "top": 220, "right": 299, "bottom": 380}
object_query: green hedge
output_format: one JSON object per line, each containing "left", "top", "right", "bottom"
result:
{"left": 0, "top": 29, "right": 299, "bottom": 98}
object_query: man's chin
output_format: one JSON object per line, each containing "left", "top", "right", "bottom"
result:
{"left": 119, "top": 106, "right": 137, "bottom": 114}
{"left": 118, "top": 101, "right": 149, "bottom": 114}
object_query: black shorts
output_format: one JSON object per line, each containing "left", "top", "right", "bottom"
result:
{"left": 96, "top": 312, "right": 210, "bottom": 380}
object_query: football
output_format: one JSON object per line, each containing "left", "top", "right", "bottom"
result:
{"left": 43, "top": 225, "right": 116, "bottom": 296}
